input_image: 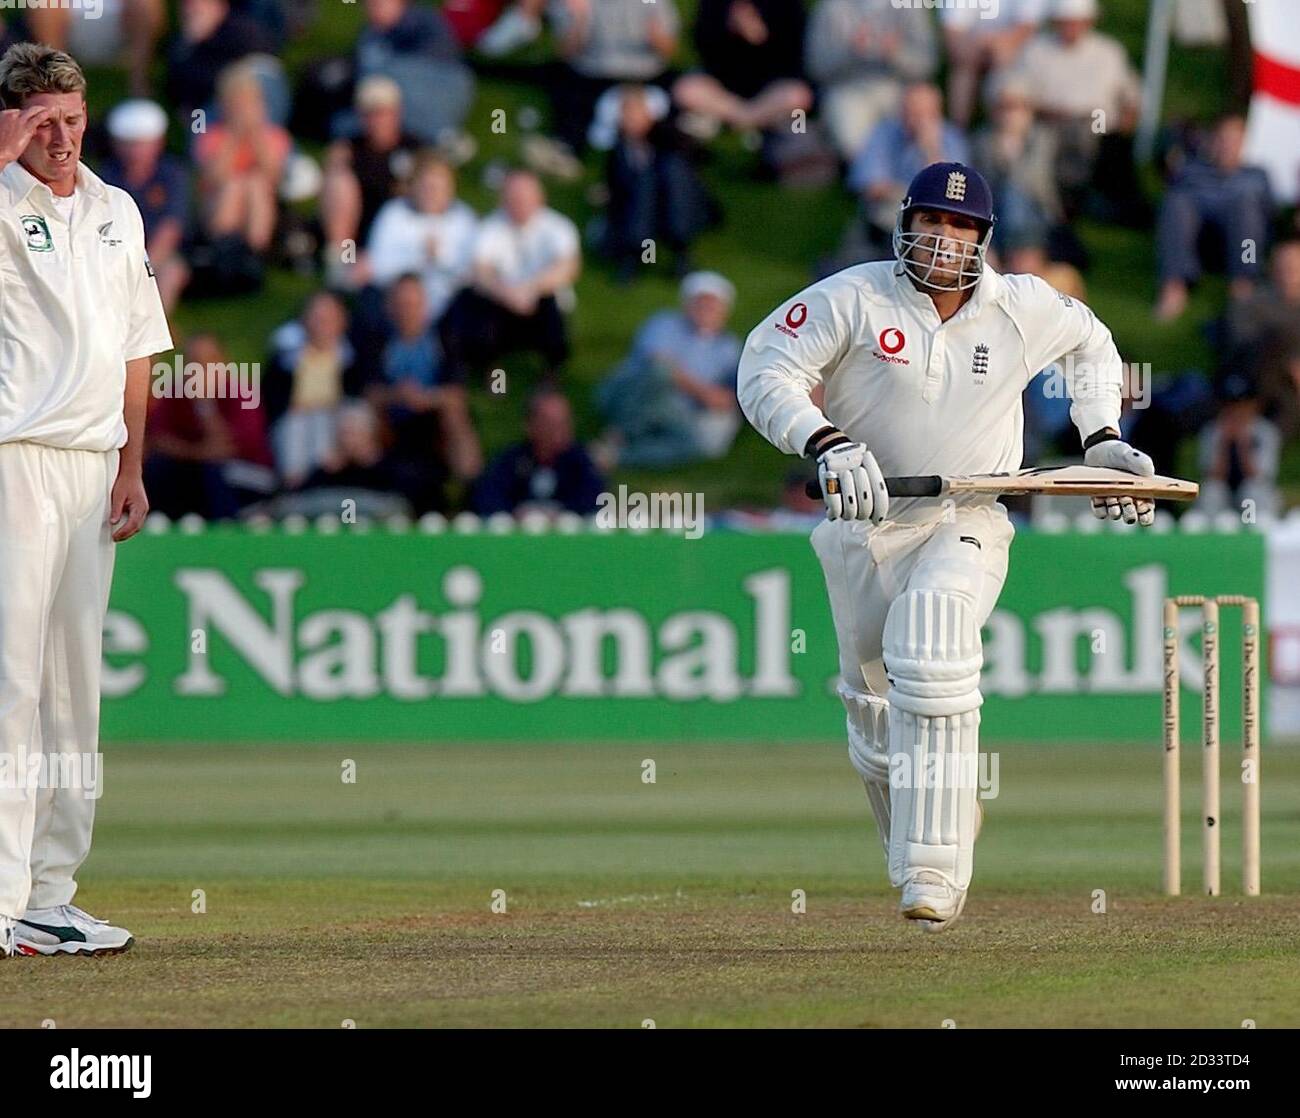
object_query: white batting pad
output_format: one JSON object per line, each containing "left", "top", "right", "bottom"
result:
{"left": 839, "top": 683, "right": 891, "bottom": 853}
{"left": 886, "top": 708, "right": 981, "bottom": 889}
{"left": 883, "top": 589, "right": 984, "bottom": 890}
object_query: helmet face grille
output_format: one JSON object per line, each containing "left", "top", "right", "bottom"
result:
{"left": 892, "top": 218, "right": 992, "bottom": 292}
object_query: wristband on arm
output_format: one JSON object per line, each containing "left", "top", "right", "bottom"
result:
{"left": 1082, "top": 428, "right": 1120, "bottom": 451}
{"left": 804, "top": 425, "right": 852, "bottom": 459}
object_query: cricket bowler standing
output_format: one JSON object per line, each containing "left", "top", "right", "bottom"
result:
{"left": 0, "top": 45, "right": 172, "bottom": 958}
{"left": 737, "top": 162, "right": 1156, "bottom": 932}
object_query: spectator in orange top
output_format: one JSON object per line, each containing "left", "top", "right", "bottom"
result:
{"left": 193, "top": 59, "right": 291, "bottom": 255}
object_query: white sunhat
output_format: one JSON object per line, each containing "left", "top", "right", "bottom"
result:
{"left": 680, "top": 270, "right": 736, "bottom": 306}
{"left": 106, "top": 99, "right": 168, "bottom": 142}
{"left": 1053, "top": 0, "right": 1099, "bottom": 20}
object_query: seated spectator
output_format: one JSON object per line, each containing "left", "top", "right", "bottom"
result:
{"left": 439, "top": 170, "right": 580, "bottom": 384}
{"left": 144, "top": 332, "right": 276, "bottom": 520}
{"left": 1195, "top": 374, "right": 1282, "bottom": 519}
{"left": 602, "top": 85, "right": 714, "bottom": 281}
{"left": 548, "top": 0, "right": 680, "bottom": 154}
{"left": 848, "top": 82, "right": 968, "bottom": 250}
{"left": 349, "top": 0, "right": 475, "bottom": 147}
{"left": 365, "top": 153, "right": 478, "bottom": 318}
{"left": 474, "top": 389, "right": 606, "bottom": 516}
{"left": 594, "top": 271, "right": 741, "bottom": 469}
{"left": 293, "top": 400, "right": 404, "bottom": 508}
{"left": 1013, "top": 0, "right": 1143, "bottom": 220}
{"left": 264, "top": 292, "right": 363, "bottom": 487}
{"left": 64, "top": 0, "right": 166, "bottom": 97}
{"left": 1155, "top": 115, "right": 1273, "bottom": 321}
{"left": 671, "top": 0, "right": 812, "bottom": 138}
{"left": 319, "top": 77, "right": 420, "bottom": 280}
{"left": 1224, "top": 240, "right": 1300, "bottom": 438}
{"left": 970, "top": 74, "right": 1064, "bottom": 256}
{"left": 165, "top": 0, "right": 274, "bottom": 125}
{"left": 193, "top": 60, "right": 291, "bottom": 258}
{"left": 804, "top": 0, "right": 937, "bottom": 162}
{"left": 370, "top": 274, "right": 482, "bottom": 513}
{"left": 941, "top": 0, "right": 1044, "bottom": 128}
{"left": 99, "top": 99, "right": 191, "bottom": 312}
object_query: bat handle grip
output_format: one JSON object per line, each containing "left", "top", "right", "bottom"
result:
{"left": 805, "top": 476, "right": 942, "bottom": 500}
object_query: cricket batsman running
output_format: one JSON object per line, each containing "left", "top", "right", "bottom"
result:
{"left": 0, "top": 45, "right": 172, "bottom": 957}
{"left": 737, "top": 162, "right": 1155, "bottom": 932}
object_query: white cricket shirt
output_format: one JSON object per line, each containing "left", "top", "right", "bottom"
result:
{"left": 472, "top": 206, "right": 580, "bottom": 288}
{"left": 0, "top": 160, "right": 174, "bottom": 452}
{"left": 367, "top": 197, "right": 479, "bottom": 318}
{"left": 737, "top": 260, "right": 1124, "bottom": 522}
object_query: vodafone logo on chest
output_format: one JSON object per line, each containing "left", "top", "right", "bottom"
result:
{"left": 775, "top": 302, "right": 807, "bottom": 338}
{"left": 873, "top": 327, "right": 909, "bottom": 365}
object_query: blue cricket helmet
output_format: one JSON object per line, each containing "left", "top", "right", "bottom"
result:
{"left": 899, "top": 162, "right": 997, "bottom": 231}
{"left": 893, "top": 162, "right": 997, "bottom": 291}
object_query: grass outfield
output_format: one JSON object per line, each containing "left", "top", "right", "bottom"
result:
{"left": 2, "top": 742, "right": 1299, "bottom": 1028}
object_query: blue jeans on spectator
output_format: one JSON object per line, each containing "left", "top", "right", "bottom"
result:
{"left": 605, "top": 142, "right": 711, "bottom": 268}
{"left": 1156, "top": 164, "right": 1272, "bottom": 285}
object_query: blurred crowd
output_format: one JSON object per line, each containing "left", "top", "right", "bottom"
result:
{"left": 11, "top": 0, "right": 1296, "bottom": 523}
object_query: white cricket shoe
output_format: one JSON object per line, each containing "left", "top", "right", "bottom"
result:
{"left": 1, "top": 915, "right": 16, "bottom": 958}
{"left": 15, "top": 904, "right": 134, "bottom": 957}
{"left": 900, "top": 871, "right": 968, "bottom": 933}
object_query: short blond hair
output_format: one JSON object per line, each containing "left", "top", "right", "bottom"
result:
{"left": 0, "top": 43, "right": 87, "bottom": 110}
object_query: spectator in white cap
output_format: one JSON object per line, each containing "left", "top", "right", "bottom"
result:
{"left": 99, "top": 98, "right": 191, "bottom": 310}
{"left": 594, "top": 271, "right": 743, "bottom": 468}
{"left": 319, "top": 75, "right": 422, "bottom": 282}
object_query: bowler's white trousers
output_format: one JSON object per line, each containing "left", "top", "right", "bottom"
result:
{"left": 0, "top": 442, "right": 117, "bottom": 918}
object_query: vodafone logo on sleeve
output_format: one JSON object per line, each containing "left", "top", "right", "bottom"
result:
{"left": 775, "top": 303, "right": 807, "bottom": 338}
{"left": 873, "top": 327, "right": 909, "bottom": 364}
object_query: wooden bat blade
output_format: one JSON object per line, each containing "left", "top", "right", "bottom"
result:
{"left": 805, "top": 466, "right": 1199, "bottom": 501}
{"left": 940, "top": 466, "right": 1199, "bottom": 500}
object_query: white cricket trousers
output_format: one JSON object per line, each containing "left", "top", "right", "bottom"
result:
{"left": 811, "top": 504, "right": 1015, "bottom": 700}
{"left": 0, "top": 441, "right": 117, "bottom": 918}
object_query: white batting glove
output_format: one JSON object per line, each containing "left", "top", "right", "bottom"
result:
{"left": 806, "top": 426, "right": 889, "bottom": 523}
{"left": 1084, "top": 435, "right": 1156, "bottom": 526}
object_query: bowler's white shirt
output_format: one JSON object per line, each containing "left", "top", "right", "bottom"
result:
{"left": 473, "top": 206, "right": 580, "bottom": 288}
{"left": 737, "top": 261, "right": 1123, "bottom": 522}
{"left": 0, "top": 160, "right": 173, "bottom": 452}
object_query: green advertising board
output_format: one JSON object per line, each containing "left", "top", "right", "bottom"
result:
{"left": 101, "top": 527, "right": 1266, "bottom": 744}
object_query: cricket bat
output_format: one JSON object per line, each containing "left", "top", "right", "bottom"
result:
{"left": 804, "top": 465, "right": 1199, "bottom": 502}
